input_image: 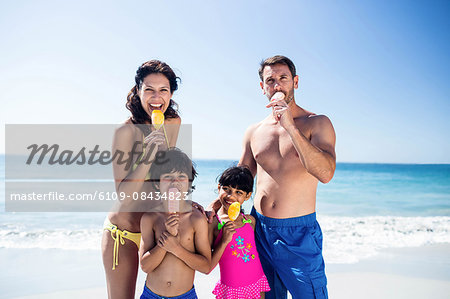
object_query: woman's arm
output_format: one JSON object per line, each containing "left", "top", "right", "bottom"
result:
{"left": 112, "top": 125, "right": 165, "bottom": 206}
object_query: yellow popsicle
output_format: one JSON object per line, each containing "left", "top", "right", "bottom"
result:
{"left": 228, "top": 202, "right": 241, "bottom": 221}
{"left": 151, "top": 110, "right": 164, "bottom": 130}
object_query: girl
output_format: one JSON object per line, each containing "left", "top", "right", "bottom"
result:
{"left": 209, "top": 166, "right": 270, "bottom": 299}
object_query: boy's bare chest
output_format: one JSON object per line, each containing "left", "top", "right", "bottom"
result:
{"left": 154, "top": 215, "right": 195, "bottom": 250}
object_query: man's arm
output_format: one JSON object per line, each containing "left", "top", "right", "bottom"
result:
{"left": 139, "top": 213, "right": 167, "bottom": 273}
{"left": 268, "top": 97, "right": 336, "bottom": 183}
{"left": 286, "top": 115, "right": 336, "bottom": 183}
{"left": 238, "top": 124, "right": 258, "bottom": 177}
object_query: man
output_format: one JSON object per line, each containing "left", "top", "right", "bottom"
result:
{"left": 240, "top": 55, "right": 336, "bottom": 299}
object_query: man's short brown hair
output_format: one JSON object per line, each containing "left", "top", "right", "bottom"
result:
{"left": 258, "top": 55, "right": 297, "bottom": 81}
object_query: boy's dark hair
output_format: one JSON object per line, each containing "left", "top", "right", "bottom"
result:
{"left": 218, "top": 166, "right": 254, "bottom": 193}
{"left": 149, "top": 148, "right": 197, "bottom": 192}
{"left": 258, "top": 55, "right": 297, "bottom": 81}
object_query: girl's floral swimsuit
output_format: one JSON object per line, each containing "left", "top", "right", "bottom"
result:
{"left": 213, "top": 214, "right": 270, "bottom": 299}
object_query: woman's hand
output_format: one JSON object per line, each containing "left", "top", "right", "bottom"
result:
{"left": 143, "top": 130, "right": 167, "bottom": 156}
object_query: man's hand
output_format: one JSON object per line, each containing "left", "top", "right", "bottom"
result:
{"left": 164, "top": 213, "right": 179, "bottom": 236}
{"left": 266, "top": 92, "right": 295, "bottom": 129}
{"left": 157, "top": 231, "right": 180, "bottom": 254}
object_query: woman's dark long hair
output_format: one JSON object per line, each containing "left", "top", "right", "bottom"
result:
{"left": 126, "top": 60, "right": 180, "bottom": 126}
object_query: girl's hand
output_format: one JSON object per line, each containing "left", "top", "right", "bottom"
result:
{"left": 158, "top": 231, "right": 180, "bottom": 253}
{"left": 193, "top": 201, "right": 217, "bottom": 224}
{"left": 192, "top": 201, "right": 205, "bottom": 214}
{"left": 203, "top": 198, "right": 222, "bottom": 223}
{"left": 204, "top": 210, "right": 216, "bottom": 224}
{"left": 165, "top": 213, "right": 179, "bottom": 236}
{"left": 221, "top": 221, "right": 236, "bottom": 245}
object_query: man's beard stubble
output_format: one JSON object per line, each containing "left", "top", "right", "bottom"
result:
{"left": 269, "top": 88, "right": 295, "bottom": 104}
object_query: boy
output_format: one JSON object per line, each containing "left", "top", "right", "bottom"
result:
{"left": 139, "top": 148, "right": 211, "bottom": 298}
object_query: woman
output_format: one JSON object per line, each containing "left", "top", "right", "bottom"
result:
{"left": 102, "top": 60, "right": 181, "bottom": 299}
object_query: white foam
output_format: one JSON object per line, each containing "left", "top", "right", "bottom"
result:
{"left": 0, "top": 227, "right": 102, "bottom": 250}
{"left": 319, "top": 216, "right": 450, "bottom": 263}
{"left": 1, "top": 216, "right": 449, "bottom": 264}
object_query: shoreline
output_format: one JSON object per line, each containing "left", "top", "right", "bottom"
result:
{"left": 326, "top": 243, "right": 450, "bottom": 299}
{"left": 3, "top": 243, "right": 449, "bottom": 299}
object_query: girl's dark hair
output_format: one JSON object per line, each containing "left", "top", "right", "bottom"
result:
{"left": 149, "top": 148, "right": 197, "bottom": 193}
{"left": 218, "top": 166, "right": 254, "bottom": 193}
{"left": 126, "top": 60, "right": 180, "bottom": 125}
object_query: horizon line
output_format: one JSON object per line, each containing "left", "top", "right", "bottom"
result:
{"left": 1, "top": 154, "right": 448, "bottom": 165}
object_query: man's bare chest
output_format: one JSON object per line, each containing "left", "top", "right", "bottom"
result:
{"left": 251, "top": 123, "right": 311, "bottom": 162}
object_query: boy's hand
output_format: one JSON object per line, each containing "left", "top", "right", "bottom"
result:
{"left": 158, "top": 231, "right": 180, "bottom": 254}
{"left": 165, "top": 213, "right": 179, "bottom": 236}
{"left": 221, "top": 221, "right": 236, "bottom": 245}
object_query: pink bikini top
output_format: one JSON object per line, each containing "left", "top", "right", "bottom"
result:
{"left": 214, "top": 214, "right": 265, "bottom": 288}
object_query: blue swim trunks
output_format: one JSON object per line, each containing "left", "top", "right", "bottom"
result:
{"left": 251, "top": 207, "right": 328, "bottom": 299}
{"left": 140, "top": 284, "right": 197, "bottom": 299}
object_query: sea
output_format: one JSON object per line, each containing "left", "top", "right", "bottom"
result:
{"left": 1, "top": 156, "right": 449, "bottom": 265}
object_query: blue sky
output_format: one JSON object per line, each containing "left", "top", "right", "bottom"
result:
{"left": 1, "top": 0, "right": 449, "bottom": 163}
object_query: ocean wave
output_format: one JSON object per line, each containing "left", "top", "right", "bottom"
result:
{"left": 319, "top": 215, "right": 450, "bottom": 263}
{"left": 0, "top": 216, "right": 449, "bottom": 264}
{"left": 0, "top": 228, "right": 102, "bottom": 250}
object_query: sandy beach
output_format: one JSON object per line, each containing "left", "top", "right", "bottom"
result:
{"left": 4, "top": 243, "right": 449, "bottom": 299}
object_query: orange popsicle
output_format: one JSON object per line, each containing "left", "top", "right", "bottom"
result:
{"left": 228, "top": 202, "right": 241, "bottom": 221}
{"left": 151, "top": 110, "right": 164, "bottom": 130}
